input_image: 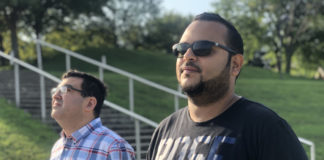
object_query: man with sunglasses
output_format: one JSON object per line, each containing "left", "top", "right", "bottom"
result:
{"left": 50, "top": 70, "right": 135, "bottom": 160}
{"left": 147, "top": 13, "right": 307, "bottom": 160}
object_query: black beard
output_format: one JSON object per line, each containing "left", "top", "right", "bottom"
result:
{"left": 182, "top": 64, "right": 230, "bottom": 106}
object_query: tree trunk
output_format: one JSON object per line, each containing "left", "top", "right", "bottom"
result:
{"left": 0, "top": 34, "right": 6, "bottom": 66}
{"left": 272, "top": 39, "right": 283, "bottom": 78}
{"left": 285, "top": 46, "right": 295, "bottom": 74}
{"left": 275, "top": 52, "right": 283, "bottom": 78}
{"left": 112, "top": 32, "right": 119, "bottom": 48}
{"left": 8, "top": 10, "right": 20, "bottom": 59}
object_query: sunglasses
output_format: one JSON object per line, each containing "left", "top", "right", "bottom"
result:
{"left": 51, "top": 84, "right": 83, "bottom": 96}
{"left": 172, "top": 40, "right": 239, "bottom": 58}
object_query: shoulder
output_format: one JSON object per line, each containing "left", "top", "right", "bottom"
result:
{"left": 51, "top": 135, "right": 64, "bottom": 149}
{"left": 93, "top": 125, "right": 134, "bottom": 148}
{"left": 237, "top": 98, "right": 299, "bottom": 138}
{"left": 50, "top": 136, "right": 64, "bottom": 158}
{"left": 237, "top": 98, "right": 283, "bottom": 123}
{"left": 150, "top": 107, "right": 188, "bottom": 142}
{"left": 157, "top": 107, "right": 187, "bottom": 129}
{"left": 239, "top": 99, "right": 308, "bottom": 159}
{"left": 91, "top": 126, "right": 135, "bottom": 158}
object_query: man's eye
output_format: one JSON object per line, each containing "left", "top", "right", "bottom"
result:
{"left": 67, "top": 88, "right": 72, "bottom": 92}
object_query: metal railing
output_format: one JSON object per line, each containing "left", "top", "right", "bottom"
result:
{"left": 299, "top": 137, "right": 316, "bottom": 160}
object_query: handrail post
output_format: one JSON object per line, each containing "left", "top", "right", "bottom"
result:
{"left": 174, "top": 95, "right": 179, "bottom": 111}
{"left": 66, "top": 54, "right": 71, "bottom": 71}
{"left": 129, "top": 78, "right": 141, "bottom": 158}
{"left": 36, "top": 36, "right": 46, "bottom": 121}
{"left": 14, "top": 62, "right": 20, "bottom": 107}
{"left": 311, "top": 143, "right": 315, "bottom": 160}
{"left": 175, "top": 84, "right": 182, "bottom": 111}
{"left": 99, "top": 55, "right": 106, "bottom": 81}
{"left": 129, "top": 78, "right": 134, "bottom": 112}
{"left": 135, "top": 120, "right": 141, "bottom": 159}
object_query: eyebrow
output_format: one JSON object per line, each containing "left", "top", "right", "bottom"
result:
{"left": 64, "top": 84, "right": 83, "bottom": 92}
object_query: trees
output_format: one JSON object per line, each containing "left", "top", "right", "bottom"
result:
{"left": 213, "top": 0, "right": 324, "bottom": 74}
{"left": 0, "top": 14, "right": 6, "bottom": 52}
{"left": 257, "top": 0, "right": 323, "bottom": 74}
{"left": 99, "top": 0, "right": 161, "bottom": 48}
{"left": 143, "top": 12, "right": 192, "bottom": 52}
{"left": 0, "top": 0, "right": 109, "bottom": 59}
{"left": 0, "top": 0, "right": 36, "bottom": 58}
{"left": 0, "top": 16, "right": 6, "bottom": 65}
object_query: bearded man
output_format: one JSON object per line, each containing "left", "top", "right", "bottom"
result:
{"left": 146, "top": 12, "right": 307, "bottom": 160}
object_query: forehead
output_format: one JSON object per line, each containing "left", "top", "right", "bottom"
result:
{"left": 59, "top": 77, "right": 83, "bottom": 88}
{"left": 180, "top": 21, "right": 228, "bottom": 44}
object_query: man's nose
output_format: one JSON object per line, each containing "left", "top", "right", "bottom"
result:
{"left": 182, "top": 48, "right": 197, "bottom": 61}
{"left": 52, "top": 90, "right": 62, "bottom": 99}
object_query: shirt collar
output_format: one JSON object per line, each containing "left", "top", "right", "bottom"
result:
{"left": 61, "top": 117, "right": 102, "bottom": 143}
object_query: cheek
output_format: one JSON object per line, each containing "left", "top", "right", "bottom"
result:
{"left": 176, "top": 60, "right": 182, "bottom": 78}
{"left": 201, "top": 60, "right": 226, "bottom": 80}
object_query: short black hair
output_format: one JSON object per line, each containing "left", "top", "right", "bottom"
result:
{"left": 62, "top": 70, "right": 107, "bottom": 118}
{"left": 194, "top": 12, "right": 244, "bottom": 55}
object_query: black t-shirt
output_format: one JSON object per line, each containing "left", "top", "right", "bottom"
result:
{"left": 147, "top": 97, "right": 308, "bottom": 160}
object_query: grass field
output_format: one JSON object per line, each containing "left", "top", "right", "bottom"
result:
{"left": 0, "top": 98, "right": 58, "bottom": 160}
{"left": 3, "top": 45, "right": 323, "bottom": 159}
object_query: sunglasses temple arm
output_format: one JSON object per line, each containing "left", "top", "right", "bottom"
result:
{"left": 214, "top": 42, "right": 238, "bottom": 55}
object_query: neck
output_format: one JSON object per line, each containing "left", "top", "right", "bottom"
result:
{"left": 57, "top": 116, "right": 95, "bottom": 137}
{"left": 188, "top": 92, "right": 239, "bottom": 122}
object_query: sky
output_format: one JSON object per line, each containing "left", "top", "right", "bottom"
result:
{"left": 161, "top": 0, "right": 215, "bottom": 16}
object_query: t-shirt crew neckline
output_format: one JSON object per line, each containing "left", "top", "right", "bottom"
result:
{"left": 185, "top": 97, "right": 245, "bottom": 126}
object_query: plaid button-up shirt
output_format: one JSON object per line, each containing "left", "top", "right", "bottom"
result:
{"left": 50, "top": 118, "right": 135, "bottom": 160}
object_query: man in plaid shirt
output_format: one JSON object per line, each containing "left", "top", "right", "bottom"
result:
{"left": 50, "top": 70, "right": 135, "bottom": 160}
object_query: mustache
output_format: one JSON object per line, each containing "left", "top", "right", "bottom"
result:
{"left": 181, "top": 61, "right": 202, "bottom": 73}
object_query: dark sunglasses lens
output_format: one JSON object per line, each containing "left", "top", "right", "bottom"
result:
{"left": 172, "top": 43, "right": 190, "bottom": 57}
{"left": 192, "top": 41, "right": 214, "bottom": 56}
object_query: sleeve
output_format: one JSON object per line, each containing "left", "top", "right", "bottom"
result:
{"left": 107, "top": 140, "right": 136, "bottom": 160}
{"left": 257, "top": 118, "right": 308, "bottom": 160}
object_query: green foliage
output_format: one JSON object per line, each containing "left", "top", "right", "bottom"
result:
{"left": 299, "top": 27, "right": 324, "bottom": 69}
{"left": 0, "top": 98, "right": 58, "bottom": 160}
{"left": 212, "top": 0, "right": 324, "bottom": 75}
{"left": 45, "top": 27, "right": 109, "bottom": 51}
{"left": 143, "top": 12, "right": 192, "bottom": 52}
{"left": 84, "top": 0, "right": 161, "bottom": 48}
{"left": 0, "top": 0, "right": 111, "bottom": 62}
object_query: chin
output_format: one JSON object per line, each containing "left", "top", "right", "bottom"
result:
{"left": 50, "top": 111, "right": 56, "bottom": 119}
{"left": 181, "top": 83, "right": 200, "bottom": 93}
{"left": 51, "top": 109, "right": 62, "bottom": 120}
{"left": 181, "top": 78, "right": 200, "bottom": 88}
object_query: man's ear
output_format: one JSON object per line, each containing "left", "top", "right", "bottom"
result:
{"left": 84, "top": 97, "right": 97, "bottom": 112}
{"left": 231, "top": 54, "right": 244, "bottom": 76}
